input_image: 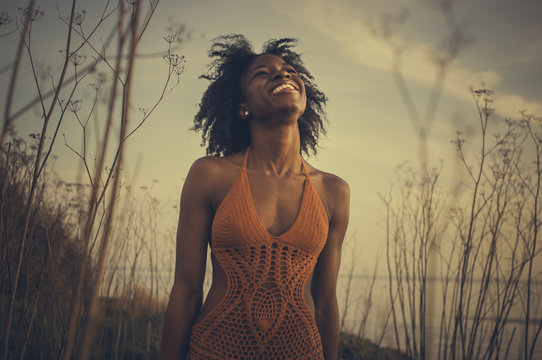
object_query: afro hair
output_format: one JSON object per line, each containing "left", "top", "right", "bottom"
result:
{"left": 192, "top": 34, "right": 327, "bottom": 157}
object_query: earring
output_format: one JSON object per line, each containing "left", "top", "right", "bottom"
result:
{"left": 243, "top": 109, "right": 249, "bottom": 117}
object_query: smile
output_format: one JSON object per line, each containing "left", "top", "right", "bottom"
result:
{"left": 270, "top": 83, "right": 298, "bottom": 95}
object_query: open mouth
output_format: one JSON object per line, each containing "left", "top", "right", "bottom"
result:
{"left": 270, "top": 82, "right": 298, "bottom": 95}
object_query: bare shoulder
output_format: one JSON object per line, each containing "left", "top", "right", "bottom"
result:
{"left": 321, "top": 171, "right": 350, "bottom": 199}
{"left": 187, "top": 152, "right": 244, "bottom": 182}
{"left": 183, "top": 152, "right": 245, "bottom": 209}
{"left": 306, "top": 163, "right": 349, "bottom": 197}
{"left": 182, "top": 156, "right": 219, "bottom": 193}
{"left": 188, "top": 155, "right": 222, "bottom": 178}
{"left": 305, "top": 162, "right": 350, "bottom": 221}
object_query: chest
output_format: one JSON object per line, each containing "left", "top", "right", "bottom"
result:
{"left": 246, "top": 172, "right": 307, "bottom": 237}
{"left": 210, "top": 165, "right": 329, "bottom": 252}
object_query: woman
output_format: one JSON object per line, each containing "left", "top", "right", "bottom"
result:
{"left": 161, "top": 35, "right": 350, "bottom": 360}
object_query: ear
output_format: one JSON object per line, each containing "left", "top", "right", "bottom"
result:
{"left": 239, "top": 104, "right": 250, "bottom": 119}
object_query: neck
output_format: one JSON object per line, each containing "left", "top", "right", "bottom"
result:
{"left": 248, "top": 118, "right": 302, "bottom": 176}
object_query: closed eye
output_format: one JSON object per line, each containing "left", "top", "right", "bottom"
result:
{"left": 287, "top": 67, "right": 298, "bottom": 74}
{"left": 253, "top": 70, "right": 268, "bottom": 78}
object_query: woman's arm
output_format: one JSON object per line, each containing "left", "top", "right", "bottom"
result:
{"left": 312, "top": 176, "right": 350, "bottom": 360}
{"left": 160, "top": 158, "right": 216, "bottom": 360}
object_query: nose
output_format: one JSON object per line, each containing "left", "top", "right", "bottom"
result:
{"left": 272, "top": 68, "right": 291, "bottom": 80}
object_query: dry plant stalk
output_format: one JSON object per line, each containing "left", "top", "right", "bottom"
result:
{"left": 383, "top": 87, "right": 542, "bottom": 360}
{"left": 1, "top": 0, "right": 185, "bottom": 358}
{"left": 371, "top": 1, "right": 541, "bottom": 359}
{"left": 369, "top": 1, "right": 468, "bottom": 358}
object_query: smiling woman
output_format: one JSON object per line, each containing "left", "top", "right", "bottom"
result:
{"left": 191, "top": 34, "right": 328, "bottom": 157}
{"left": 160, "top": 35, "right": 350, "bottom": 360}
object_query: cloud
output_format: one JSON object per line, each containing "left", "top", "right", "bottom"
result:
{"left": 512, "top": 40, "right": 542, "bottom": 65}
{"left": 270, "top": 0, "right": 542, "bottom": 119}
{"left": 497, "top": 94, "right": 542, "bottom": 119}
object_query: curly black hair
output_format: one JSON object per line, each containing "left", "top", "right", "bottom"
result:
{"left": 192, "top": 34, "right": 327, "bottom": 157}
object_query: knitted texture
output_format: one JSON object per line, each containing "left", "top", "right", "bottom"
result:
{"left": 188, "top": 150, "right": 329, "bottom": 360}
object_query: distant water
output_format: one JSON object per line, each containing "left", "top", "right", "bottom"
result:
{"left": 108, "top": 266, "right": 542, "bottom": 358}
{"left": 337, "top": 273, "right": 542, "bottom": 359}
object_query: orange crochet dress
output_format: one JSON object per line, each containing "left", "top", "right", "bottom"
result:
{"left": 187, "top": 149, "right": 329, "bottom": 360}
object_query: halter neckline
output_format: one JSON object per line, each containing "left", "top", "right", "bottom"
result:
{"left": 241, "top": 147, "right": 309, "bottom": 179}
{"left": 241, "top": 147, "right": 310, "bottom": 239}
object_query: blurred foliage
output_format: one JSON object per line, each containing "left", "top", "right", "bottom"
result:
{"left": 0, "top": 134, "right": 167, "bottom": 359}
{"left": 339, "top": 332, "right": 410, "bottom": 360}
{"left": 0, "top": 133, "right": 93, "bottom": 358}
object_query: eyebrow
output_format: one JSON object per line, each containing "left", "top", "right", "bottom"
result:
{"left": 249, "top": 62, "right": 290, "bottom": 73}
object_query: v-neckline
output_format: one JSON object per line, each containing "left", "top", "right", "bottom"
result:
{"left": 242, "top": 149, "right": 309, "bottom": 239}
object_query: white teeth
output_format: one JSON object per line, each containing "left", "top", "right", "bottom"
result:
{"left": 271, "top": 83, "right": 296, "bottom": 94}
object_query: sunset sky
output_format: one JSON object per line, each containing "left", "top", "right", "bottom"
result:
{"left": 2, "top": 0, "right": 542, "bottom": 271}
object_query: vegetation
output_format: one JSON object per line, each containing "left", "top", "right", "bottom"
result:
{"left": 0, "top": 133, "right": 171, "bottom": 359}
{"left": 0, "top": 134, "right": 93, "bottom": 359}
{"left": 368, "top": 1, "right": 542, "bottom": 359}
{"left": 339, "top": 333, "right": 410, "bottom": 360}
{"left": 382, "top": 89, "right": 542, "bottom": 360}
{"left": 0, "top": 1, "right": 184, "bottom": 358}
{"left": 2, "top": 0, "right": 541, "bottom": 360}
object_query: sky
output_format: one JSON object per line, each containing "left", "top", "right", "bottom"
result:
{"left": 1, "top": 0, "right": 542, "bottom": 274}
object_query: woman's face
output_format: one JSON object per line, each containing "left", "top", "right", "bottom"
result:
{"left": 240, "top": 54, "right": 306, "bottom": 122}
